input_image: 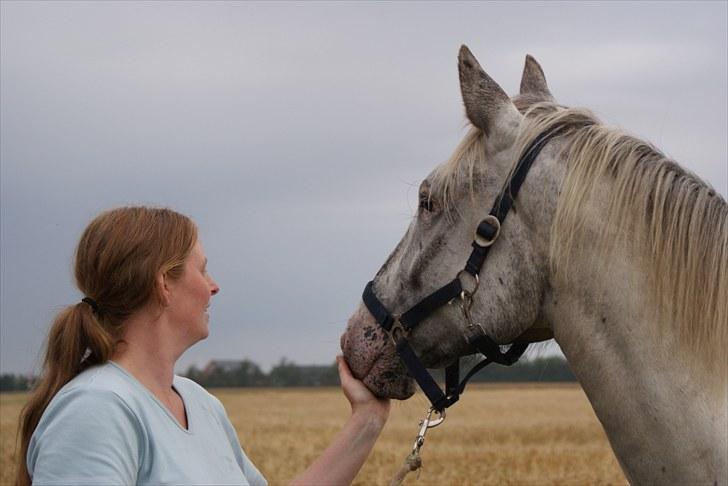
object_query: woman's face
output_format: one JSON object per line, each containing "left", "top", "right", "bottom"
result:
{"left": 166, "top": 240, "right": 220, "bottom": 343}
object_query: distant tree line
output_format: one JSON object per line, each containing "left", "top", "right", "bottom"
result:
{"left": 429, "top": 356, "right": 576, "bottom": 383}
{"left": 183, "top": 355, "right": 575, "bottom": 388}
{"left": 0, "top": 373, "right": 34, "bottom": 392}
{"left": 0, "top": 356, "right": 575, "bottom": 392}
{"left": 183, "top": 358, "right": 341, "bottom": 388}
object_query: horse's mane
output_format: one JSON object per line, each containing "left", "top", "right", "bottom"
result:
{"left": 435, "top": 102, "right": 727, "bottom": 379}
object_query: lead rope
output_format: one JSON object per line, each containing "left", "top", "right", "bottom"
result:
{"left": 389, "top": 407, "right": 445, "bottom": 486}
{"left": 389, "top": 453, "right": 421, "bottom": 486}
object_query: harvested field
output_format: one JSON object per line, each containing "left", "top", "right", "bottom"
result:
{"left": 1, "top": 384, "right": 627, "bottom": 485}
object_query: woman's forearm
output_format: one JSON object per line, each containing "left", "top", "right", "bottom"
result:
{"left": 289, "top": 408, "right": 385, "bottom": 486}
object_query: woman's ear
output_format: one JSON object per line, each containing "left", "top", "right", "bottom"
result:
{"left": 157, "top": 272, "right": 171, "bottom": 307}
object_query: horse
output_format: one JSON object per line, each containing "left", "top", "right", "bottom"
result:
{"left": 341, "top": 45, "right": 727, "bottom": 485}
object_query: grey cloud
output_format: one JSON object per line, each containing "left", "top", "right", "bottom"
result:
{"left": 2, "top": 2, "right": 726, "bottom": 374}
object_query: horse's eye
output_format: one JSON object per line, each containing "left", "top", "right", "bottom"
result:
{"left": 419, "top": 192, "right": 434, "bottom": 212}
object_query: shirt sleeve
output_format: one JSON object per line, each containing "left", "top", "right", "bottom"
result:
{"left": 210, "top": 395, "right": 268, "bottom": 486}
{"left": 27, "top": 388, "right": 143, "bottom": 485}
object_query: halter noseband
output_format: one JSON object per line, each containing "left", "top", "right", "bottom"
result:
{"left": 362, "top": 125, "right": 563, "bottom": 412}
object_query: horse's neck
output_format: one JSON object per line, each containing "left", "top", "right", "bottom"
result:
{"left": 546, "top": 238, "right": 727, "bottom": 484}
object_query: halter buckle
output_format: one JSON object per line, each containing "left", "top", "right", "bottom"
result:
{"left": 474, "top": 215, "right": 501, "bottom": 247}
{"left": 456, "top": 270, "right": 480, "bottom": 297}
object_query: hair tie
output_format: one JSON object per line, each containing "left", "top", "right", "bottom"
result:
{"left": 81, "top": 297, "right": 100, "bottom": 313}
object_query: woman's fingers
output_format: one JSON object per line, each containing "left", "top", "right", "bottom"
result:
{"left": 337, "top": 355, "right": 390, "bottom": 422}
{"left": 337, "top": 356, "right": 369, "bottom": 399}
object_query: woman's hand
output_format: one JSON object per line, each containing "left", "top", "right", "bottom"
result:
{"left": 336, "top": 356, "right": 390, "bottom": 425}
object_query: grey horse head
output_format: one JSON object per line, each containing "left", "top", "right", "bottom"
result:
{"left": 341, "top": 46, "right": 557, "bottom": 399}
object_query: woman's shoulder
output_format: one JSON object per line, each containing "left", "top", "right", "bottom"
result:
{"left": 41, "top": 362, "right": 145, "bottom": 426}
{"left": 28, "top": 364, "right": 146, "bottom": 483}
{"left": 55, "top": 361, "right": 143, "bottom": 402}
{"left": 53, "top": 363, "right": 220, "bottom": 418}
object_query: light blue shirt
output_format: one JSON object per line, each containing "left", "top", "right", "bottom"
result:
{"left": 27, "top": 361, "right": 267, "bottom": 486}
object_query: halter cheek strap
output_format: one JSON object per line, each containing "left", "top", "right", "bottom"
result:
{"left": 362, "top": 125, "right": 564, "bottom": 412}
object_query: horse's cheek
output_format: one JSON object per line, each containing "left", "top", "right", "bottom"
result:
{"left": 485, "top": 248, "right": 543, "bottom": 342}
{"left": 508, "top": 252, "right": 543, "bottom": 332}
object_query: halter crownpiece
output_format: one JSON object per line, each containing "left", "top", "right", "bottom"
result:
{"left": 362, "top": 124, "right": 565, "bottom": 412}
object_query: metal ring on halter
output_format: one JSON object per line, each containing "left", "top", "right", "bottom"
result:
{"left": 474, "top": 215, "right": 501, "bottom": 247}
{"left": 456, "top": 270, "right": 479, "bottom": 297}
{"left": 389, "top": 317, "right": 407, "bottom": 345}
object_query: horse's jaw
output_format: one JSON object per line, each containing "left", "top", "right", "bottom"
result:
{"left": 341, "top": 305, "right": 416, "bottom": 400}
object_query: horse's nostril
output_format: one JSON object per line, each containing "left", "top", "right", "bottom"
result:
{"left": 340, "top": 333, "right": 348, "bottom": 352}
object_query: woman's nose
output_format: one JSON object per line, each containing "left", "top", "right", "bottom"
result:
{"left": 209, "top": 277, "right": 220, "bottom": 295}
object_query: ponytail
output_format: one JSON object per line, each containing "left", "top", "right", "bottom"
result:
{"left": 16, "top": 303, "right": 115, "bottom": 486}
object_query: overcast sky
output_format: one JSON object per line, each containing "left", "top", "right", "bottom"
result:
{"left": 2, "top": 2, "right": 726, "bottom": 375}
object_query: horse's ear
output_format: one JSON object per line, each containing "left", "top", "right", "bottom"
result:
{"left": 519, "top": 54, "right": 553, "bottom": 100}
{"left": 458, "top": 45, "right": 520, "bottom": 137}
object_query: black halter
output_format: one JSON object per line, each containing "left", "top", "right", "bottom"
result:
{"left": 362, "top": 126, "right": 563, "bottom": 412}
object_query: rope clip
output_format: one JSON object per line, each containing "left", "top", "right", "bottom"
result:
{"left": 410, "top": 407, "right": 446, "bottom": 456}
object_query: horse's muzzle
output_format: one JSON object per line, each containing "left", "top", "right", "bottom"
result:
{"left": 341, "top": 304, "right": 416, "bottom": 399}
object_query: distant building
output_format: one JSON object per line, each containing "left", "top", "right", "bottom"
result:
{"left": 201, "top": 359, "right": 246, "bottom": 378}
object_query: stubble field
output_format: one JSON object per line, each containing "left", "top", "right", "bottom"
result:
{"left": 1, "top": 383, "right": 626, "bottom": 485}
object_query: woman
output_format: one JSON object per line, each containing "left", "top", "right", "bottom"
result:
{"left": 17, "top": 206, "right": 389, "bottom": 485}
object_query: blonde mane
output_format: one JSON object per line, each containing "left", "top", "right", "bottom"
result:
{"left": 436, "top": 102, "right": 727, "bottom": 378}
{"left": 521, "top": 103, "right": 726, "bottom": 377}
